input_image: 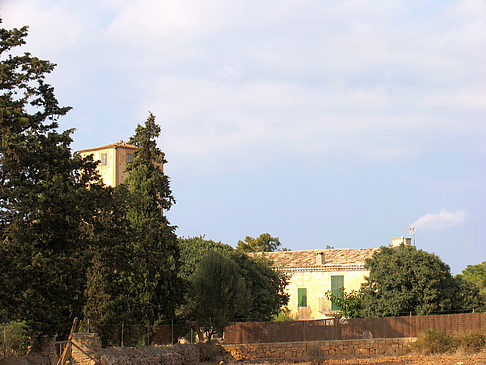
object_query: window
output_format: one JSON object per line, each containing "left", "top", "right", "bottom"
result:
{"left": 331, "top": 275, "right": 344, "bottom": 310}
{"left": 298, "top": 288, "right": 307, "bottom": 307}
{"left": 127, "top": 153, "right": 133, "bottom": 162}
{"left": 100, "top": 153, "right": 107, "bottom": 166}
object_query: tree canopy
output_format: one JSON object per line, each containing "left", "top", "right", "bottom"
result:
{"left": 178, "top": 236, "right": 233, "bottom": 281}
{"left": 0, "top": 23, "right": 104, "bottom": 337}
{"left": 183, "top": 251, "right": 249, "bottom": 342}
{"left": 231, "top": 251, "right": 289, "bottom": 321}
{"left": 178, "top": 236, "right": 289, "bottom": 341}
{"left": 456, "top": 262, "right": 486, "bottom": 312}
{"left": 361, "top": 245, "right": 471, "bottom": 317}
{"left": 83, "top": 114, "right": 183, "bottom": 345}
{"left": 236, "top": 233, "right": 285, "bottom": 252}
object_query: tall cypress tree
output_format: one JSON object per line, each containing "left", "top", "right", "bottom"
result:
{"left": 0, "top": 23, "right": 103, "bottom": 337}
{"left": 121, "top": 112, "right": 182, "bottom": 325}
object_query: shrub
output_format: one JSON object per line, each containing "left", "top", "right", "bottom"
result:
{"left": 411, "top": 329, "right": 456, "bottom": 354}
{"left": 412, "top": 329, "right": 486, "bottom": 355}
{"left": 455, "top": 332, "right": 486, "bottom": 352}
{"left": 197, "top": 343, "right": 223, "bottom": 361}
{"left": 272, "top": 307, "right": 299, "bottom": 321}
{"left": 0, "top": 321, "right": 30, "bottom": 357}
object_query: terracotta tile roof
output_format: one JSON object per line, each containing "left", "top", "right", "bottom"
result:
{"left": 78, "top": 141, "right": 138, "bottom": 153}
{"left": 254, "top": 248, "right": 379, "bottom": 270}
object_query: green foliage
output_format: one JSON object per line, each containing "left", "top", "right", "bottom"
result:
{"left": 83, "top": 114, "right": 183, "bottom": 345}
{"left": 361, "top": 246, "right": 461, "bottom": 317}
{"left": 231, "top": 252, "right": 289, "bottom": 321}
{"left": 457, "top": 262, "right": 486, "bottom": 311}
{"left": 178, "top": 236, "right": 289, "bottom": 330}
{"left": 184, "top": 251, "right": 250, "bottom": 342}
{"left": 458, "top": 262, "right": 486, "bottom": 290}
{"left": 411, "top": 330, "right": 456, "bottom": 354}
{"left": 236, "top": 233, "right": 284, "bottom": 253}
{"left": 0, "top": 321, "right": 29, "bottom": 356}
{"left": 272, "top": 307, "right": 300, "bottom": 321}
{"left": 455, "top": 331, "right": 486, "bottom": 352}
{"left": 411, "top": 329, "right": 486, "bottom": 354}
{"left": 325, "top": 289, "right": 363, "bottom": 318}
{"left": 82, "top": 187, "right": 136, "bottom": 346}
{"left": 454, "top": 276, "right": 484, "bottom": 313}
{"left": 124, "top": 113, "right": 182, "bottom": 322}
{"left": 178, "top": 236, "right": 233, "bottom": 281}
{"left": 0, "top": 22, "right": 104, "bottom": 337}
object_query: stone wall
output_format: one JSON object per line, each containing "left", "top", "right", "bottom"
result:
{"left": 222, "top": 337, "right": 416, "bottom": 361}
{"left": 71, "top": 333, "right": 416, "bottom": 364}
{"left": 71, "top": 334, "right": 200, "bottom": 365}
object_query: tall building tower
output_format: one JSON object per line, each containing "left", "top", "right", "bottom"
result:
{"left": 78, "top": 141, "right": 139, "bottom": 187}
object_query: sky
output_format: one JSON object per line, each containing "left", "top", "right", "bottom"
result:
{"left": 2, "top": 0, "right": 485, "bottom": 274}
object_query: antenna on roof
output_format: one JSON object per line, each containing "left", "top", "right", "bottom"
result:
{"left": 409, "top": 224, "right": 416, "bottom": 246}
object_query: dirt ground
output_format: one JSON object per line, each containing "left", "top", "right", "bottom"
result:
{"left": 201, "top": 351, "right": 486, "bottom": 365}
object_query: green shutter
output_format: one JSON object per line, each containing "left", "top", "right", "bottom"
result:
{"left": 298, "top": 288, "right": 307, "bottom": 307}
{"left": 331, "top": 275, "right": 344, "bottom": 310}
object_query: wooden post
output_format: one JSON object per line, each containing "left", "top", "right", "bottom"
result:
{"left": 3, "top": 324, "right": 6, "bottom": 359}
{"left": 171, "top": 319, "right": 174, "bottom": 345}
{"left": 57, "top": 318, "right": 79, "bottom": 365}
{"left": 121, "top": 323, "right": 124, "bottom": 347}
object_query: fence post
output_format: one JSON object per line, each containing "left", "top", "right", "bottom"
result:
{"left": 171, "top": 319, "right": 174, "bottom": 345}
{"left": 121, "top": 323, "right": 124, "bottom": 347}
{"left": 3, "top": 323, "right": 6, "bottom": 359}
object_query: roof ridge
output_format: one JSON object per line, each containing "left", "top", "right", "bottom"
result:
{"left": 78, "top": 140, "right": 138, "bottom": 153}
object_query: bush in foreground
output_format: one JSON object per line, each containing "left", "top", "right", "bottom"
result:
{"left": 411, "top": 329, "right": 486, "bottom": 354}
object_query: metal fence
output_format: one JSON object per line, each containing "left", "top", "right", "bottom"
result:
{"left": 223, "top": 312, "right": 486, "bottom": 344}
{"left": 79, "top": 320, "right": 196, "bottom": 347}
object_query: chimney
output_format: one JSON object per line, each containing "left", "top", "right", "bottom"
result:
{"left": 316, "top": 252, "right": 325, "bottom": 265}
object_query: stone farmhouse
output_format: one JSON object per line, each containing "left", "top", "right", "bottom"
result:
{"left": 258, "top": 237, "right": 411, "bottom": 320}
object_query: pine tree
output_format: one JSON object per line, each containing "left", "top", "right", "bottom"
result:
{"left": 0, "top": 23, "right": 103, "bottom": 337}
{"left": 121, "top": 113, "right": 182, "bottom": 325}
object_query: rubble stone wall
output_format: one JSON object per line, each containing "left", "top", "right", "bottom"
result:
{"left": 222, "top": 337, "right": 416, "bottom": 361}
{"left": 71, "top": 333, "right": 416, "bottom": 364}
{"left": 71, "top": 334, "right": 199, "bottom": 365}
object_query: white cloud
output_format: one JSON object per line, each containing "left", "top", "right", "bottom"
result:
{"left": 2, "top": 0, "right": 486, "bottom": 173}
{"left": 413, "top": 210, "right": 467, "bottom": 231}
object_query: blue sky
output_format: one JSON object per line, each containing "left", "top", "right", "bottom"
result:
{"left": 2, "top": 0, "right": 485, "bottom": 274}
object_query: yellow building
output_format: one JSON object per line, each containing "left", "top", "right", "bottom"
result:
{"left": 260, "top": 248, "right": 378, "bottom": 319}
{"left": 78, "top": 141, "right": 139, "bottom": 187}
{"left": 259, "top": 238, "right": 412, "bottom": 320}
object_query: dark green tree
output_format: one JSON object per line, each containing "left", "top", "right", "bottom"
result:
{"left": 0, "top": 23, "right": 103, "bottom": 337}
{"left": 231, "top": 251, "right": 289, "bottom": 321}
{"left": 457, "top": 262, "right": 486, "bottom": 310}
{"left": 454, "top": 276, "right": 484, "bottom": 313}
{"left": 236, "top": 233, "right": 285, "bottom": 252}
{"left": 178, "top": 236, "right": 289, "bottom": 338}
{"left": 183, "top": 251, "right": 249, "bottom": 342}
{"left": 82, "top": 186, "right": 136, "bottom": 345}
{"left": 361, "top": 245, "right": 460, "bottom": 317}
{"left": 122, "top": 113, "right": 182, "bottom": 325}
{"left": 454, "top": 262, "right": 486, "bottom": 312}
{"left": 178, "top": 236, "right": 233, "bottom": 281}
